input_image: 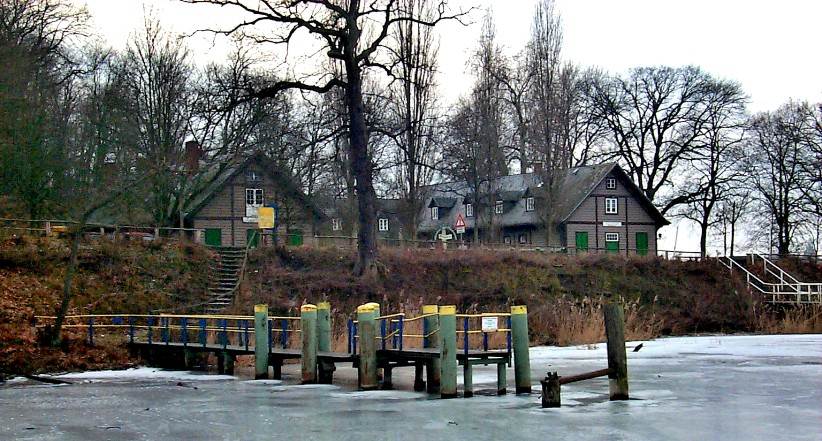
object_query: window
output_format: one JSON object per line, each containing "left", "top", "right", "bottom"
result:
{"left": 495, "top": 200, "right": 504, "bottom": 214}
{"left": 518, "top": 233, "right": 528, "bottom": 244}
{"left": 245, "top": 188, "right": 264, "bottom": 217}
{"left": 503, "top": 236, "right": 512, "bottom": 244}
{"left": 431, "top": 207, "right": 439, "bottom": 220}
{"left": 246, "top": 170, "right": 261, "bottom": 183}
{"left": 378, "top": 218, "right": 389, "bottom": 232}
{"left": 605, "top": 232, "right": 619, "bottom": 242}
{"left": 525, "top": 197, "right": 535, "bottom": 212}
{"left": 331, "top": 218, "right": 342, "bottom": 231}
{"left": 606, "top": 177, "right": 616, "bottom": 189}
{"left": 465, "top": 203, "right": 473, "bottom": 218}
{"left": 605, "top": 197, "right": 618, "bottom": 214}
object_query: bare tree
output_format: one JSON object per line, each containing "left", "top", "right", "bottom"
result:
{"left": 178, "top": 0, "right": 468, "bottom": 276}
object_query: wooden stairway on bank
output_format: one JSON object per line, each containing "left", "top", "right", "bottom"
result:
{"left": 205, "top": 246, "right": 247, "bottom": 314}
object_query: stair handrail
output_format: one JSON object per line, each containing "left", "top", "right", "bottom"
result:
{"left": 718, "top": 256, "right": 770, "bottom": 294}
{"left": 752, "top": 253, "right": 822, "bottom": 295}
{"left": 751, "top": 253, "right": 802, "bottom": 289}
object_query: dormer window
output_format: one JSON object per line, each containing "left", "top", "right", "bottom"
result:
{"left": 525, "top": 197, "right": 535, "bottom": 212}
{"left": 606, "top": 177, "right": 616, "bottom": 190}
{"left": 378, "top": 218, "right": 389, "bottom": 231}
{"left": 465, "top": 203, "right": 473, "bottom": 218}
{"left": 431, "top": 207, "right": 439, "bottom": 220}
{"left": 605, "top": 197, "right": 618, "bottom": 214}
{"left": 246, "top": 170, "right": 261, "bottom": 183}
{"left": 495, "top": 200, "right": 504, "bottom": 215}
{"left": 332, "top": 218, "right": 342, "bottom": 231}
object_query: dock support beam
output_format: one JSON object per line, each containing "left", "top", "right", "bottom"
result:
{"left": 497, "top": 361, "right": 507, "bottom": 395}
{"left": 317, "top": 301, "right": 335, "bottom": 384}
{"left": 439, "top": 305, "right": 457, "bottom": 399}
{"left": 254, "top": 304, "right": 269, "bottom": 379}
{"left": 301, "top": 304, "right": 318, "bottom": 384}
{"left": 604, "top": 302, "right": 629, "bottom": 400}
{"left": 423, "top": 305, "right": 441, "bottom": 394}
{"left": 511, "top": 305, "right": 531, "bottom": 394}
{"left": 357, "top": 304, "right": 378, "bottom": 390}
{"left": 463, "top": 364, "right": 473, "bottom": 398}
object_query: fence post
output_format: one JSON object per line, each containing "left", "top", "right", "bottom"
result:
{"left": 254, "top": 304, "right": 270, "bottom": 379}
{"left": 423, "top": 304, "right": 441, "bottom": 393}
{"left": 357, "top": 303, "right": 378, "bottom": 390}
{"left": 301, "top": 304, "right": 318, "bottom": 384}
{"left": 511, "top": 305, "right": 531, "bottom": 394}
{"left": 604, "top": 302, "right": 629, "bottom": 400}
{"left": 439, "top": 305, "right": 457, "bottom": 399}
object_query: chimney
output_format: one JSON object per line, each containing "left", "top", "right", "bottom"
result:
{"left": 184, "top": 140, "right": 203, "bottom": 173}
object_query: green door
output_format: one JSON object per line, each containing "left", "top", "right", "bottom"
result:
{"left": 605, "top": 239, "right": 619, "bottom": 254}
{"left": 204, "top": 228, "right": 222, "bottom": 247}
{"left": 575, "top": 232, "right": 589, "bottom": 253}
{"left": 636, "top": 232, "right": 649, "bottom": 256}
{"left": 246, "top": 229, "right": 260, "bottom": 248}
{"left": 288, "top": 229, "right": 303, "bottom": 246}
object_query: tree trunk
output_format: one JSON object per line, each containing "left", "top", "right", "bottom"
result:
{"left": 51, "top": 224, "right": 82, "bottom": 346}
{"left": 344, "top": 62, "right": 379, "bottom": 277}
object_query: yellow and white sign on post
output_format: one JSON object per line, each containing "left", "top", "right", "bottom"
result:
{"left": 257, "top": 206, "right": 275, "bottom": 229}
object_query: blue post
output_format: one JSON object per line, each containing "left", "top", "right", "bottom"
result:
{"left": 268, "top": 319, "right": 274, "bottom": 353}
{"left": 244, "top": 320, "right": 250, "bottom": 351}
{"left": 381, "top": 318, "right": 387, "bottom": 350}
{"left": 353, "top": 322, "right": 358, "bottom": 354}
{"left": 147, "top": 316, "right": 154, "bottom": 344}
{"left": 463, "top": 317, "right": 469, "bottom": 356}
{"left": 219, "top": 319, "right": 227, "bottom": 348}
{"left": 181, "top": 318, "right": 188, "bottom": 347}
{"left": 87, "top": 317, "right": 94, "bottom": 345}
{"left": 281, "top": 319, "right": 288, "bottom": 348}
{"left": 347, "top": 319, "right": 353, "bottom": 354}
{"left": 506, "top": 316, "right": 512, "bottom": 352}
{"left": 128, "top": 317, "right": 135, "bottom": 344}
{"left": 237, "top": 321, "right": 243, "bottom": 347}
{"left": 163, "top": 317, "right": 169, "bottom": 345}
{"left": 199, "top": 319, "right": 207, "bottom": 347}
{"left": 398, "top": 316, "right": 404, "bottom": 351}
{"left": 390, "top": 320, "right": 396, "bottom": 349}
{"left": 483, "top": 331, "right": 489, "bottom": 352}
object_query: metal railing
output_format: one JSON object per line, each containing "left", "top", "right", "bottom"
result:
{"left": 718, "top": 257, "right": 822, "bottom": 304}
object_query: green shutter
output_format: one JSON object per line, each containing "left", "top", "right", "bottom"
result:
{"left": 246, "top": 229, "right": 260, "bottom": 248}
{"left": 575, "top": 232, "right": 589, "bottom": 252}
{"left": 606, "top": 240, "right": 619, "bottom": 254}
{"left": 205, "top": 228, "right": 222, "bottom": 247}
{"left": 636, "top": 232, "right": 648, "bottom": 256}
{"left": 288, "top": 229, "right": 303, "bottom": 246}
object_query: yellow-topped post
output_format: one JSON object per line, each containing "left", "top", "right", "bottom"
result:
{"left": 301, "top": 304, "right": 318, "bottom": 384}
{"left": 439, "top": 305, "right": 457, "bottom": 398}
{"left": 317, "top": 301, "right": 335, "bottom": 384}
{"left": 511, "top": 305, "right": 531, "bottom": 393}
{"left": 423, "top": 305, "right": 441, "bottom": 393}
{"left": 254, "top": 304, "right": 269, "bottom": 379}
{"left": 357, "top": 303, "right": 378, "bottom": 390}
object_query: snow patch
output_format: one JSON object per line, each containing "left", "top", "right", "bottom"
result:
{"left": 50, "top": 367, "right": 236, "bottom": 381}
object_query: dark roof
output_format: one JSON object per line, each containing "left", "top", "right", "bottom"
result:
{"left": 185, "top": 153, "right": 326, "bottom": 221}
{"left": 429, "top": 197, "right": 457, "bottom": 208}
{"left": 497, "top": 190, "right": 524, "bottom": 202}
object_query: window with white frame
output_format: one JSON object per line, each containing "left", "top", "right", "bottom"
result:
{"left": 495, "top": 200, "right": 504, "bottom": 214}
{"left": 378, "top": 218, "right": 389, "bottom": 231}
{"left": 605, "top": 197, "right": 618, "bottom": 214}
{"left": 431, "top": 206, "right": 439, "bottom": 220}
{"left": 245, "top": 188, "right": 264, "bottom": 217}
{"left": 518, "top": 233, "right": 528, "bottom": 244}
{"left": 605, "top": 232, "right": 619, "bottom": 242}
{"left": 246, "top": 169, "right": 261, "bottom": 183}
{"left": 525, "top": 197, "right": 535, "bottom": 212}
{"left": 331, "top": 218, "right": 342, "bottom": 231}
{"left": 606, "top": 177, "right": 616, "bottom": 189}
{"left": 503, "top": 236, "right": 512, "bottom": 244}
{"left": 465, "top": 203, "right": 473, "bottom": 217}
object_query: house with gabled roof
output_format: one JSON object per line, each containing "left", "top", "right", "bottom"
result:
{"left": 418, "top": 163, "right": 669, "bottom": 254}
{"left": 185, "top": 153, "right": 325, "bottom": 248}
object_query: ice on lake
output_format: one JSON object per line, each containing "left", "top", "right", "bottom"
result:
{"left": 1, "top": 334, "right": 820, "bottom": 440}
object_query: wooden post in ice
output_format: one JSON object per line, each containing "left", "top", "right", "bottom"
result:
{"left": 511, "top": 305, "right": 531, "bottom": 394}
{"left": 254, "top": 304, "right": 269, "bottom": 379}
{"left": 423, "top": 304, "right": 441, "bottom": 394}
{"left": 357, "top": 304, "right": 378, "bottom": 390}
{"left": 604, "top": 302, "right": 629, "bottom": 400}
{"left": 540, "top": 372, "right": 561, "bottom": 408}
{"left": 438, "top": 305, "right": 458, "bottom": 398}
{"left": 316, "top": 301, "right": 335, "bottom": 384}
{"left": 300, "top": 304, "right": 318, "bottom": 384}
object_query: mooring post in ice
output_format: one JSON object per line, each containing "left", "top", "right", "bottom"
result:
{"left": 439, "top": 305, "right": 458, "bottom": 398}
{"left": 317, "top": 301, "right": 335, "bottom": 384}
{"left": 541, "top": 372, "right": 561, "bottom": 407}
{"left": 422, "top": 304, "right": 441, "bottom": 393}
{"left": 357, "top": 303, "right": 378, "bottom": 390}
{"left": 511, "top": 305, "right": 532, "bottom": 394}
{"left": 604, "top": 302, "right": 629, "bottom": 400}
{"left": 301, "top": 304, "right": 318, "bottom": 384}
{"left": 254, "top": 304, "right": 270, "bottom": 379}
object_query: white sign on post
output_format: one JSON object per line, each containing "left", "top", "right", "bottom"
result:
{"left": 481, "top": 316, "right": 498, "bottom": 332}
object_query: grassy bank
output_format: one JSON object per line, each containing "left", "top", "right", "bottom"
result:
{"left": 0, "top": 236, "right": 212, "bottom": 374}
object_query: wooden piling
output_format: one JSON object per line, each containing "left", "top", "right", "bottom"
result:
{"left": 511, "top": 305, "right": 531, "bottom": 394}
{"left": 357, "top": 304, "right": 378, "bottom": 390}
{"left": 316, "top": 301, "right": 335, "bottom": 384}
{"left": 423, "top": 304, "right": 441, "bottom": 393}
{"left": 604, "top": 303, "right": 629, "bottom": 400}
{"left": 254, "top": 304, "right": 269, "bottom": 379}
{"left": 540, "top": 372, "right": 561, "bottom": 408}
{"left": 497, "top": 362, "right": 507, "bottom": 395}
{"left": 463, "top": 364, "right": 473, "bottom": 398}
{"left": 439, "top": 305, "right": 458, "bottom": 399}
{"left": 301, "top": 304, "right": 318, "bottom": 384}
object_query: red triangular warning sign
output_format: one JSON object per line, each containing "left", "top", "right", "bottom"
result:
{"left": 455, "top": 214, "right": 466, "bottom": 229}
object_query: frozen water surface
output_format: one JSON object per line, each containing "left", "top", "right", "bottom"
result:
{"left": 1, "top": 334, "right": 820, "bottom": 440}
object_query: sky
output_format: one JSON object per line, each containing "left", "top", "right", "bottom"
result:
{"left": 73, "top": 0, "right": 822, "bottom": 252}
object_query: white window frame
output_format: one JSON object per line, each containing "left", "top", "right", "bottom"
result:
{"left": 605, "top": 232, "right": 619, "bottom": 242}
{"left": 245, "top": 188, "right": 264, "bottom": 218}
{"left": 605, "top": 197, "right": 618, "bottom": 214}
{"left": 331, "top": 218, "right": 342, "bottom": 231}
{"left": 431, "top": 206, "right": 439, "bottom": 220}
{"left": 465, "top": 203, "right": 473, "bottom": 218}
{"left": 606, "top": 177, "right": 616, "bottom": 189}
{"left": 518, "top": 233, "right": 528, "bottom": 244}
{"left": 525, "top": 197, "right": 535, "bottom": 212}
{"left": 503, "top": 236, "right": 512, "bottom": 244}
{"left": 378, "top": 218, "right": 389, "bottom": 232}
{"left": 495, "top": 200, "right": 504, "bottom": 215}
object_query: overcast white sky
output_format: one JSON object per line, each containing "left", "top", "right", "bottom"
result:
{"left": 74, "top": 0, "right": 822, "bottom": 252}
